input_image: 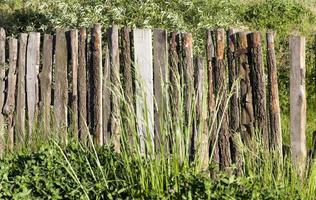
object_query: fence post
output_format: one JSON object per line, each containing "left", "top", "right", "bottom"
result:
{"left": 91, "top": 24, "right": 103, "bottom": 145}
{"left": 214, "top": 28, "right": 231, "bottom": 169}
{"left": 26, "top": 32, "right": 40, "bottom": 141}
{"left": 103, "top": 40, "right": 111, "bottom": 144}
{"left": 248, "top": 32, "right": 268, "bottom": 147}
{"left": 134, "top": 28, "right": 154, "bottom": 154}
{"left": 237, "top": 32, "right": 254, "bottom": 144}
{"left": 78, "top": 28, "right": 88, "bottom": 144}
{"left": 153, "top": 29, "right": 168, "bottom": 150}
{"left": 3, "top": 38, "right": 18, "bottom": 151}
{"left": 16, "top": 33, "right": 28, "bottom": 145}
{"left": 109, "top": 25, "right": 120, "bottom": 150}
{"left": 70, "top": 30, "right": 79, "bottom": 139}
{"left": 289, "top": 35, "right": 306, "bottom": 175}
{"left": 0, "top": 28, "right": 5, "bottom": 156}
{"left": 266, "top": 32, "right": 282, "bottom": 155}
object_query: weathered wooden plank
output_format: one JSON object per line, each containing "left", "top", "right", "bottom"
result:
{"left": 91, "top": 24, "right": 103, "bottom": 145}
{"left": 26, "top": 32, "right": 40, "bottom": 140}
{"left": 227, "top": 29, "right": 241, "bottom": 171}
{"left": 289, "top": 36, "right": 306, "bottom": 174}
{"left": 120, "top": 27, "right": 133, "bottom": 146}
{"left": 206, "top": 29, "right": 219, "bottom": 168}
{"left": 237, "top": 32, "right": 254, "bottom": 144}
{"left": 182, "top": 33, "right": 194, "bottom": 127}
{"left": 153, "top": 29, "right": 167, "bottom": 150}
{"left": 70, "top": 30, "right": 79, "bottom": 139}
{"left": 169, "top": 32, "right": 181, "bottom": 122}
{"left": 266, "top": 32, "right": 282, "bottom": 154}
{"left": 54, "top": 28, "right": 68, "bottom": 143}
{"left": 39, "top": 34, "right": 53, "bottom": 135}
{"left": 0, "top": 28, "right": 5, "bottom": 156}
{"left": 15, "top": 33, "right": 28, "bottom": 145}
{"left": 78, "top": 27, "right": 88, "bottom": 144}
{"left": 109, "top": 25, "right": 120, "bottom": 150}
{"left": 248, "top": 32, "right": 268, "bottom": 147}
{"left": 134, "top": 28, "right": 154, "bottom": 154}
{"left": 3, "top": 38, "right": 18, "bottom": 151}
{"left": 194, "top": 57, "right": 208, "bottom": 171}
{"left": 103, "top": 40, "right": 111, "bottom": 144}
{"left": 214, "top": 28, "right": 231, "bottom": 169}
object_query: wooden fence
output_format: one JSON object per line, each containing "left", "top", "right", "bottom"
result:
{"left": 0, "top": 24, "right": 308, "bottom": 171}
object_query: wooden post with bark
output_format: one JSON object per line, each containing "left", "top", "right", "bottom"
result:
{"left": 91, "top": 24, "right": 103, "bottom": 145}
{"left": 78, "top": 28, "right": 88, "bottom": 144}
{"left": 26, "top": 32, "right": 40, "bottom": 140}
{"left": 266, "top": 32, "right": 282, "bottom": 154}
{"left": 109, "top": 25, "right": 120, "bottom": 150}
{"left": 289, "top": 36, "right": 306, "bottom": 174}
{"left": 214, "top": 28, "right": 231, "bottom": 169}
{"left": 54, "top": 29, "right": 68, "bottom": 143}
{"left": 206, "top": 30, "right": 219, "bottom": 168}
{"left": 237, "top": 32, "right": 254, "bottom": 144}
{"left": 248, "top": 32, "right": 268, "bottom": 147}
{"left": 153, "top": 29, "right": 168, "bottom": 150}
{"left": 3, "top": 38, "right": 18, "bottom": 151}
{"left": 16, "top": 33, "right": 28, "bottom": 145}
{"left": 0, "top": 28, "right": 5, "bottom": 156}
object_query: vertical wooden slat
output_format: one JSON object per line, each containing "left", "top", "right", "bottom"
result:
{"left": 237, "top": 32, "right": 254, "bottom": 144}
{"left": 266, "top": 32, "right": 282, "bottom": 154}
{"left": 134, "top": 28, "right": 154, "bottom": 154}
{"left": 206, "top": 30, "right": 219, "bottom": 167}
{"left": 26, "top": 32, "right": 40, "bottom": 140}
{"left": 289, "top": 36, "right": 306, "bottom": 173}
{"left": 3, "top": 38, "right": 18, "bottom": 151}
{"left": 39, "top": 34, "right": 53, "bottom": 135}
{"left": 194, "top": 57, "right": 208, "bottom": 171}
{"left": 120, "top": 27, "right": 133, "bottom": 146}
{"left": 214, "top": 28, "right": 231, "bottom": 169}
{"left": 78, "top": 28, "right": 88, "bottom": 143}
{"left": 54, "top": 28, "right": 68, "bottom": 143}
{"left": 109, "top": 25, "right": 120, "bottom": 150}
{"left": 227, "top": 29, "right": 241, "bottom": 170}
{"left": 70, "top": 30, "right": 79, "bottom": 139}
{"left": 103, "top": 41, "right": 111, "bottom": 144}
{"left": 248, "top": 32, "right": 268, "bottom": 147}
{"left": 183, "top": 33, "right": 194, "bottom": 128}
{"left": 0, "top": 28, "right": 5, "bottom": 156}
{"left": 91, "top": 24, "right": 103, "bottom": 145}
{"left": 153, "top": 29, "right": 167, "bottom": 150}
{"left": 16, "top": 33, "right": 28, "bottom": 145}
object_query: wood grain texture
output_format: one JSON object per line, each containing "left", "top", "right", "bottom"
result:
{"left": 109, "top": 25, "right": 120, "bottom": 150}
{"left": 39, "top": 34, "right": 53, "bottom": 135}
{"left": 237, "top": 32, "right": 254, "bottom": 144}
{"left": 54, "top": 28, "right": 68, "bottom": 143}
{"left": 289, "top": 36, "right": 306, "bottom": 174}
{"left": 214, "top": 28, "right": 231, "bottom": 169}
{"left": 194, "top": 57, "right": 208, "bottom": 171}
{"left": 16, "top": 33, "right": 28, "bottom": 145}
{"left": 70, "top": 30, "right": 79, "bottom": 139}
{"left": 78, "top": 28, "right": 88, "bottom": 144}
{"left": 26, "top": 32, "right": 40, "bottom": 140}
{"left": 3, "top": 38, "right": 18, "bottom": 151}
{"left": 206, "top": 30, "right": 219, "bottom": 168}
{"left": 134, "top": 28, "right": 154, "bottom": 154}
{"left": 0, "top": 28, "right": 5, "bottom": 156}
{"left": 91, "top": 24, "right": 103, "bottom": 145}
{"left": 266, "top": 32, "right": 282, "bottom": 155}
{"left": 248, "top": 32, "right": 268, "bottom": 148}
{"left": 103, "top": 41, "right": 111, "bottom": 144}
{"left": 153, "top": 29, "right": 167, "bottom": 150}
